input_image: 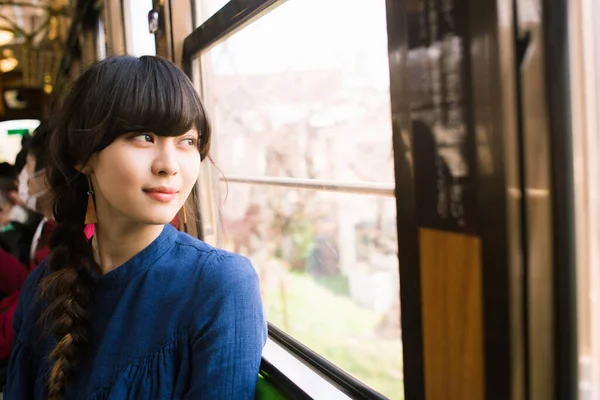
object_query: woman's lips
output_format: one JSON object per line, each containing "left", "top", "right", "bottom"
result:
{"left": 143, "top": 187, "right": 178, "bottom": 203}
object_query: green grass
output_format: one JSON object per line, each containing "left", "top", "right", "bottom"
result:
{"left": 264, "top": 272, "right": 404, "bottom": 399}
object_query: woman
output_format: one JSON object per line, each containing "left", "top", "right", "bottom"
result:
{"left": 0, "top": 178, "right": 17, "bottom": 231}
{"left": 0, "top": 162, "right": 29, "bottom": 234}
{"left": 0, "top": 123, "right": 53, "bottom": 265}
{"left": 1, "top": 125, "right": 54, "bottom": 390}
{"left": 5, "top": 55, "right": 266, "bottom": 399}
{"left": 0, "top": 125, "right": 53, "bottom": 363}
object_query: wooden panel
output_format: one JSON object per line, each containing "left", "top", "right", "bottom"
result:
{"left": 104, "top": 0, "right": 126, "bottom": 56}
{"left": 0, "top": 75, "right": 4, "bottom": 117}
{"left": 420, "top": 228, "right": 485, "bottom": 400}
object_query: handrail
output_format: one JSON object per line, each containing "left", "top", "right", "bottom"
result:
{"left": 222, "top": 175, "right": 396, "bottom": 197}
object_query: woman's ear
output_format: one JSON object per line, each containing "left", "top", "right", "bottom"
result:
{"left": 76, "top": 157, "right": 95, "bottom": 175}
{"left": 75, "top": 163, "right": 89, "bottom": 174}
{"left": 75, "top": 163, "right": 85, "bottom": 173}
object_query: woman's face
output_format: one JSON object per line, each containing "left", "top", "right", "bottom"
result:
{"left": 88, "top": 131, "right": 201, "bottom": 227}
{"left": 26, "top": 154, "right": 46, "bottom": 198}
{"left": 0, "top": 199, "right": 13, "bottom": 227}
{"left": 24, "top": 154, "right": 49, "bottom": 214}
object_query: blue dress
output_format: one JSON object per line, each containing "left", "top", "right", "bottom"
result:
{"left": 5, "top": 224, "right": 267, "bottom": 399}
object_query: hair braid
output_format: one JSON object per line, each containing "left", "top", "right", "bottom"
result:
{"left": 39, "top": 169, "right": 96, "bottom": 399}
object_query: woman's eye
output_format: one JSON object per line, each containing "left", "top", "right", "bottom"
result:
{"left": 181, "top": 138, "right": 197, "bottom": 146}
{"left": 132, "top": 133, "right": 154, "bottom": 142}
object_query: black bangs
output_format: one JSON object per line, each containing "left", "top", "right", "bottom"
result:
{"left": 70, "top": 55, "right": 210, "bottom": 159}
{"left": 111, "top": 56, "right": 205, "bottom": 138}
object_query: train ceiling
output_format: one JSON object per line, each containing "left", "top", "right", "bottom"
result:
{"left": 0, "top": 0, "right": 72, "bottom": 91}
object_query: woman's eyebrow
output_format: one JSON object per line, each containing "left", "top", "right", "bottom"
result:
{"left": 179, "top": 131, "right": 199, "bottom": 138}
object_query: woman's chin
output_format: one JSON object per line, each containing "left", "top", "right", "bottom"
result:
{"left": 138, "top": 211, "right": 179, "bottom": 226}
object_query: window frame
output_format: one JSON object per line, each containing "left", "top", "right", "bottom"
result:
{"left": 121, "top": 0, "right": 157, "bottom": 57}
{"left": 182, "top": 1, "right": 403, "bottom": 398}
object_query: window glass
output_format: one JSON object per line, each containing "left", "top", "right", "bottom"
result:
{"left": 194, "top": 0, "right": 230, "bottom": 27}
{"left": 196, "top": 1, "right": 403, "bottom": 398}
{"left": 576, "top": 0, "right": 600, "bottom": 398}
{"left": 221, "top": 183, "right": 402, "bottom": 398}
{"left": 594, "top": 4, "right": 600, "bottom": 391}
{"left": 201, "top": 0, "right": 393, "bottom": 184}
{"left": 96, "top": 17, "right": 107, "bottom": 60}
{"left": 0, "top": 120, "right": 40, "bottom": 163}
{"left": 123, "top": 0, "right": 155, "bottom": 56}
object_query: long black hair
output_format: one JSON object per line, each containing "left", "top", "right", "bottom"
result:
{"left": 40, "top": 55, "right": 211, "bottom": 399}
{"left": 29, "top": 122, "right": 50, "bottom": 172}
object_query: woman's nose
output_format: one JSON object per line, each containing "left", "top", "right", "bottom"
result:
{"left": 151, "top": 146, "right": 180, "bottom": 176}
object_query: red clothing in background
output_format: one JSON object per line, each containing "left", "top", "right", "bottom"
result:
{"left": 0, "top": 219, "right": 54, "bottom": 360}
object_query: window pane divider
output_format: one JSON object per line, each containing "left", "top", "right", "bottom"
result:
{"left": 221, "top": 175, "right": 395, "bottom": 197}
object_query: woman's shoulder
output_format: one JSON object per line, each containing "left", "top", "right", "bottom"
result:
{"left": 168, "top": 230, "right": 259, "bottom": 295}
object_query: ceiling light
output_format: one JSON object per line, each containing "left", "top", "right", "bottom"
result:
{"left": 48, "top": 17, "right": 58, "bottom": 41}
{"left": 0, "top": 28, "right": 14, "bottom": 46}
{"left": 0, "top": 49, "right": 18, "bottom": 73}
{"left": 4, "top": 90, "right": 27, "bottom": 109}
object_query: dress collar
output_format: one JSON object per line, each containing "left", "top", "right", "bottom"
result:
{"left": 93, "top": 224, "right": 177, "bottom": 290}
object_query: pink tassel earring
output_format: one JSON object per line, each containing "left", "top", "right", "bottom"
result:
{"left": 84, "top": 175, "right": 98, "bottom": 224}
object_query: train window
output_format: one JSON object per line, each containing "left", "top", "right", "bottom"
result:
{"left": 572, "top": 0, "right": 600, "bottom": 397}
{"left": 0, "top": 120, "right": 40, "bottom": 163}
{"left": 96, "top": 17, "right": 107, "bottom": 60}
{"left": 194, "top": 0, "right": 230, "bottom": 27}
{"left": 195, "top": 158, "right": 220, "bottom": 247}
{"left": 122, "top": 0, "right": 155, "bottom": 56}
{"left": 193, "top": 0, "right": 402, "bottom": 398}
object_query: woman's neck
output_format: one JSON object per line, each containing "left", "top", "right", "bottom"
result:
{"left": 92, "top": 222, "right": 164, "bottom": 275}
